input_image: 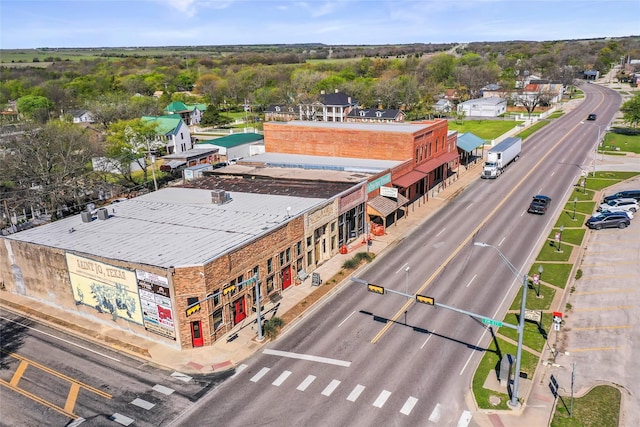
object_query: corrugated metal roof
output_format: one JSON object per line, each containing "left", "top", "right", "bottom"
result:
{"left": 457, "top": 132, "right": 487, "bottom": 152}
{"left": 197, "top": 133, "right": 264, "bottom": 148}
{"left": 6, "top": 188, "right": 326, "bottom": 269}
{"left": 245, "top": 152, "right": 402, "bottom": 172}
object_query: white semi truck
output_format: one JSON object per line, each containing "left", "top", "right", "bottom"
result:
{"left": 481, "top": 137, "right": 522, "bottom": 179}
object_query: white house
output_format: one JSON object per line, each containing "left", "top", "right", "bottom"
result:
{"left": 141, "top": 115, "right": 192, "bottom": 155}
{"left": 457, "top": 97, "right": 507, "bottom": 118}
{"left": 66, "top": 109, "right": 94, "bottom": 124}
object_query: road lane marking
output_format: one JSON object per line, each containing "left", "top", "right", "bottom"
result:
{"left": 250, "top": 367, "right": 270, "bottom": 382}
{"left": 0, "top": 315, "right": 121, "bottom": 362}
{"left": 297, "top": 375, "right": 316, "bottom": 391}
{"left": 152, "top": 384, "right": 174, "bottom": 395}
{"left": 400, "top": 396, "right": 418, "bottom": 415}
{"left": 573, "top": 306, "right": 632, "bottom": 312}
{"left": 272, "top": 370, "right": 291, "bottom": 386}
{"left": 420, "top": 329, "right": 436, "bottom": 349}
{"left": 466, "top": 274, "right": 477, "bottom": 288}
{"left": 465, "top": 203, "right": 473, "bottom": 210}
{"left": 436, "top": 228, "right": 446, "bottom": 237}
{"left": 428, "top": 403, "right": 442, "bottom": 422}
{"left": 498, "top": 236, "right": 505, "bottom": 247}
{"left": 573, "top": 325, "right": 631, "bottom": 331}
{"left": 395, "top": 263, "right": 410, "bottom": 275}
{"left": 10, "top": 360, "right": 28, "bottom": 386}
{"left": 263, "top": 349, "right": 351, "bottom": 367}
{"left": 131, "top": 398, "right": 155, "bottom": 410}
{"left": 65, "top": 383, "right": 81, "bottom": 413}
{"left": 373, "top": 390, "right": 391, "bottom": 408}
{"left": 321, "top": 379, "right": 341, "bottom": 396}
{"left": 4, "top": 351, "right": 111, "bottom": 398}
{"left": 457, "top": 410, "right": 472, "bottom": 427}
{"left": 170, "top": 372, "right": 192, "bottom": 383}
{"left": 370, "top": 120, "right": 580, "bottom": 344}
{"left": 231, "top": 364, "right": 248, "bottom": 378}
{"left": 346, "top": 384, "right": 365, "bottom": 402}
{"left": 0, "top": 378, "right": 77, "bottom": 418}
{"left": 338, "top": 311, "right": 356, "bottom": 328}
{"left": 110, "top": 413, "right": 135, "bottom": 426}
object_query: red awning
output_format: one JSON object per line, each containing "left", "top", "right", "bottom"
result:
{"left": 392, "top": 170, "right": 427, "bottom": 188}
{"left": 414, "top": 151, "right": 459, "bottom": 174}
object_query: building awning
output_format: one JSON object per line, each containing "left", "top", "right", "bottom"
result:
{"left": 163, "top": 160, "right": 187, "bottom": 170}
{"left": 367, "top": 194, "right": 410, "bottom": 217}
{"left": 392, "top": 170, "right": 427, "bottom": 188}
{"left": 415, "top": 151, "right": 459, "bottom": 174}
{"left": 457, "top": 132, "right": 487, "bottom": 153}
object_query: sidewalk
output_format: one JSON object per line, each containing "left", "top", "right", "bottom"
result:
{"left": 0, "top": 161, "right": 483, "bottom": 376}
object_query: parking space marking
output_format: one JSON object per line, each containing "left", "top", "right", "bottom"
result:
{"left": 573, "top": 289, "right": 635, "bottom": 295}
{"left": 567, "top": 346, "right": 622, "bottom": 352}
{"left": 573, "top": 305, "right": 633, "bottom": 312}
{"left": 573, "top": 325, "right": 631, "bottom": 331}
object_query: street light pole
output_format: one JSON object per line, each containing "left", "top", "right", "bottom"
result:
{"left": 474, "top": 242, "right": 527, "bottom": 409}
{"left": 557, "top": 225, "right": 564, "bottom": 253}
{"left": 537, "top": 265, "right": 544, "bottom": 298}
{"left": 573, "top": 197, "right": 578, "bottom": 221}
{"left": 405, "top": 266, "right": 410, "bottom": 295}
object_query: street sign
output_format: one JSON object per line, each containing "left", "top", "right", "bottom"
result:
{"left": 415, "top": 294, "right": 435, "bottom": 305}
{"left": 553, "top": 311, "right": 563, "bottom": 319}
{"left": 524, "top": 309, "right": 542, "bottom": 323}
{"left": 554, "top": 323, "right": 561, "bottom": 331}
{"left": 555, "top": 232, "right": 561, "bottom": 242}
{"left": 482, "top": 318, "right": 503, "bottom": 327}
{"left": 533, "top": 274, "right": 539, "bottom": 284}
{"left": 367, "top": 284, "right": 385, "bottom": 295}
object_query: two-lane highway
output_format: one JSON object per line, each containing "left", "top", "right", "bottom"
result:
{"left": 175, "top": 82, "right": 622, "bottom": 427}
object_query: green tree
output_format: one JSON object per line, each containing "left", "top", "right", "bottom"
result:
{"left": 105, "top": 119, "right": 161, "bottom": 186}
{"left": 620, "top": 93, "right": 640, "bottom": 128}
{"left": 200, "top": 106, "right": 233, "bottom": 127}
{"left": 16, "top": 95, "right": 54, "bottom": 122}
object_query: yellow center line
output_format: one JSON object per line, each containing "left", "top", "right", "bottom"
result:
{"left": 6, "top": 352, "right": 111, "bottom": 398}
{"left": 9, "top": 360, "right": 29, "bottom": 387}
{"left": 572, "top": 325, "right": 631, "bottom": 331}
{"left": 0, "top": 378, "right": 77, "bottom": 419}
{"left": 371, "top": 119, "right": 580, "bottom": 344}
{"left": 65, "top": 383, "right": 81, "bottom": 413}
{"left": 573, "top": 305, "right": 633, "bottom": 312}
{"left": 567, "top": 346, "right": 622, "bottom": 352}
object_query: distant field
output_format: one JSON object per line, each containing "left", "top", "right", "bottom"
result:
{"left": 447, "top": 119, "right": 522, "bottom": 140}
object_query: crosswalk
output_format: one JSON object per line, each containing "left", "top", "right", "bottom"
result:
{"left": 234, "top": 363, "right": 473, "bottom": 425}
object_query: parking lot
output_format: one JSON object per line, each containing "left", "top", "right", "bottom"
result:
{"left": 553, "top": 175, "right": 640, "bottom": 427}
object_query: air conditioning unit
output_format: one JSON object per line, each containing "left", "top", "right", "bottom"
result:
{"left": 81, "top": 211, "right": 92, "bottom": 223}
{"left": 96, "top": 208, "right": 109, "bottom": 220}
{"left": 211, "top": 189, "right": 227, "bottom": 205}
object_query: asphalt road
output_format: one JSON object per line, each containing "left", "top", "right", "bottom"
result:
{"left": 171, "top": 83, "right": 623, "bottom": 427}
{"left": 0, "top": 308, "right": 228, "bottom": 427}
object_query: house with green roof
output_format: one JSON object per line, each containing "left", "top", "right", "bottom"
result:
{"left": 142, "top": 115, "right": 192, "bottom": 155}
{"left": 164, "top": 102, "right": 207, "bottom": 126}
{"left": 194, "top": 132, "right": 264, "bottom": 161}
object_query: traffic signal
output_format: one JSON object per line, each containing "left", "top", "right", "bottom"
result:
{"left": 367, "top": 284, "right": 385, "bottom": 295}
{"left": 416, "top": 294, "right": 435, "bottom": 305}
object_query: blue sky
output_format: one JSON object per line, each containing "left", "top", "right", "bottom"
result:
{"left": 1, "top": 0, "right": 638, "bottom": 49}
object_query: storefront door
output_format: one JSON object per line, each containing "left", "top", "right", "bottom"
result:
{"left": 190, "top": 321, "right": 204, "bottom": 347}
{"left": 233, "top": 296, "right": 246, "bottom": 324}
{"left": 281, "top": 266, "right": 292, "bottom": 290}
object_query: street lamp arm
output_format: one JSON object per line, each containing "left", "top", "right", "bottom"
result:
{"left": 473, "top": 242, "right": 521, "bottom": 279}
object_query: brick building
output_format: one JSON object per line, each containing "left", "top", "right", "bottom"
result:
{"left": 0, "top": 179, "right": 367, "bottom": 350}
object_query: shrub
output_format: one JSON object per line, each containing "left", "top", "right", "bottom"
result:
{"left": 263, "top": 316, "right": 284, "bottom": 340}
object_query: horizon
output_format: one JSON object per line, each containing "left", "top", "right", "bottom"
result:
{"left": 1, "top": 0, "right": 639, "bottom": 50}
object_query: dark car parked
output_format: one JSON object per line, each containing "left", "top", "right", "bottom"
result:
{"left": 603, "top": 190, "right": 640, "bottom": 203}
{"left": 586, "top": 212, "right": 631, "bottom": 230}
{"left": 527, "top": 195, "right": 551, "bottom": 214}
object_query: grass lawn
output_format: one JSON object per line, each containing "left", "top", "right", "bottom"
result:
{"left": 507, "top": 283, "right": 556, "bottom": 312}
{"left": 517, "top": 120, "right": 550, "bottom": 139}
{"left": 604, "top": 131, "right": 640, "bottom": 154}
{"left": 447, "top": 120, "right": 522, "bottom": 140}
{"left": 551, "top": 385, "right": 621, "bottom": 427}
{"left": 500, "top": 311, "right": 552, "bottom": 354}
{"left": 528, "top": 263, "right": 573, "bottom": 290}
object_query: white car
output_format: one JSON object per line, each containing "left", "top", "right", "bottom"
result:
{"left": 592, "top": 210, "right": 633, "bottom": 220}
{"left": 599, "top": 198, "right": 639, "bottom": 214}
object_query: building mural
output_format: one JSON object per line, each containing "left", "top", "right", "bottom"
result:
{"left": 66, "top": 253, "right": 143, "bottom": 324}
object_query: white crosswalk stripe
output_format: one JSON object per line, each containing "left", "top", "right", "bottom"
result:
{"left": 373, "top": 390, "right": 392, "bottom": 408}
{"left": 400, "top": 396, "right": 418, "bottom": 415}
{"left": 297, "top": 375, "right": 316, "bottom": 391}
{"left": 429, "top": 403, "right": 443, "bottom": 423}
{"left": 457, "top": 410, "right": 472, "bottom": 427}
{"left": 272, "top": 370, "right": 292, "bottom": 386}
{"left": 232, "top": 364, "right": 247, "bottom": 378}
{"left": 321, "top": 379, "right": 341, "bottom": 396}
{"left": 250, "top": 367, "right": 270, "bottom": 383}
{"left": 346, "top": 384, "right": 366, "bottom": 402}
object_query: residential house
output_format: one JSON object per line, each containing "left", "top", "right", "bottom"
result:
{"left": 346, "top": 108, "right": 405, "bottom": 123}
{"left": 456, "top": 97, "right": 507, "bottom": 118}
{"left": 513, "top": 81, "right": 564, "bottom": 107}
{"left": 264, "top": 105, "right": 302, "bottom": 122}
{"left": 443, "top": 89, "right": 461, "bottom": 102}
{"left": 194, "top": 132, "right": 265, "bottom": 161}
{"left": 481, "top": 84, "right": 509, "bottom": 99}
{"left": 142, "top": 115, "right": 192, "bottom": 155}
{"left": 164, "top": 101, "right": 206, "bottom": 126}
{"left": 66, "top": 109, "right": 94, "bottom": 124}
{"left": 433, "top": 99, "right": 453, "bottom": 116}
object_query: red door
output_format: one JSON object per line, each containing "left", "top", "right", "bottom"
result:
{"left": 281, "top": 266, "right": 292, "bottom": 290}
{"left": 233, "top": 296, "right": 246, "bottom": 325}
{"left": 190, "top": 321, "right": 204, "bottom": 347}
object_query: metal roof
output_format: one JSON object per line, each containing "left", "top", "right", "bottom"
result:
{"left": 244, "top": 152, "right": 402, "bottom": 173}
{"left": 5, "top": 188, "right": 327, "bottom": 269}
{"left": 457, "top": 132, "right": 487, "bottom": 152}
{"left": 265, "top": 121, "right": 433, "bottom": 134}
